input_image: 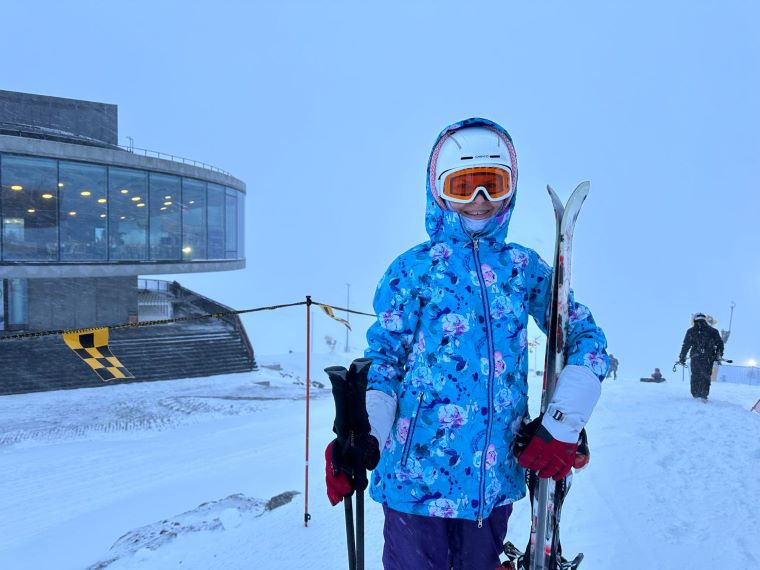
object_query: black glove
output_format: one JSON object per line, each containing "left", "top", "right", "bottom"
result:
{"left": 331, "top": 433, "right": 380, "bottom": 473}
{"left": 326, "top": 433, "right": 379, "bottom": 503}
{"left": 678, "top": 357, "right": 686, "bottom": 366}
{"left": 325, "top": 358, "right": 379, "bottom": 500}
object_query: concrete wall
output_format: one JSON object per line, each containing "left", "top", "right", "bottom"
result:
{"left": 0, "top": 90, "right": 117, "bottom": 146}
{"left": 28, "top": 276, "right": 137, "bottom": 330}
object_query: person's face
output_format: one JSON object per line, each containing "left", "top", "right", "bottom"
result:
{"left": 448, "top": 191, "right": 505, "bottom": 220}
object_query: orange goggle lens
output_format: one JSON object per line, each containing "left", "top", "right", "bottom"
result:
{"left": 441, "top": 166, "right": 512, "bottom": 203}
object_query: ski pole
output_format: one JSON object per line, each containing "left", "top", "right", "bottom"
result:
{"left": 347, "top": 358, "right": 371, "bottom": 570}
{"left": 325, "top": 365, "right": 356, "bottom": 570}
{"left": 356, "top": 489, "right": 364, "bottom": 570}
{"left": 344, "top": 497, "right": 357, "bottom": 570}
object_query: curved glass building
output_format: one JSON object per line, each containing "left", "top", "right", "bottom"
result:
{"left": 0, "top": 91, "right": 253, "bottom": 393}
{"left": 0, "top": 153, "right": 245, "bottom": 268}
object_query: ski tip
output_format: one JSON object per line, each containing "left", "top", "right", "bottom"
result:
{"left": 568, "top": 181, "right": 590, "bottom": 210}
{"left": 546, "top": 185, "right": 564, "bottom": 217}
{"left": 570, "top": 181, "right": 590, "bottom": 201}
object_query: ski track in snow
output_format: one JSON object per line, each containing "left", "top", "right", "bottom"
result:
{"left": 0, "top": 355, "right": 759, "bottom": 569}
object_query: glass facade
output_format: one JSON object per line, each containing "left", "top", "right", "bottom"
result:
{"left": 149, "top": 173, "right": 181, "bottom": 260}
{"left": 59, "top": 161, "right": 108, "bottom": 260}
{"left": 225, "top": 188, "right": 238, "bottom": 259}
{"left": 181, "top": 178, "right": 207, "bottom": 261}
{"left": 1, "top": 155, "right": 58, "bottom": 260}
{"left": 208, "top": 183, "right": 225, "bottom": 259}
{"left": 109, "top": 168, "right": 149, "bottom": 261}
{"left": 0, "top": 153, "right": 244, "bottom": 264}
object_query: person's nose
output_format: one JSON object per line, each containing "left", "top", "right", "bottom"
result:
{"left": 472, "top": 191, "right": 488, "bottom": 204}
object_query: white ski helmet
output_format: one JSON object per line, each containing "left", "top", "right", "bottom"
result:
{"left": 434, "top": 126, "right": 515, "bottom": 198}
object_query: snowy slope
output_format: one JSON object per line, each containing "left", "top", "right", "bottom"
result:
{"left": 0, "top": 354, "right": 759, "bottom": 570}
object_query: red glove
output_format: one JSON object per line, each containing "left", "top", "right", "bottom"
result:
{"left": 325, "top": 440, "right": 353, "bottom": 506}
{"left": 516, "top": 424, "right": 578, "bottom": 481}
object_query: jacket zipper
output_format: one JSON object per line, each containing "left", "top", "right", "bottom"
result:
{"left": 472, "top": 238, "right": 495, "bottom": 529}
{"left": 401, "top": 391, "right": 425, "bottom": 466}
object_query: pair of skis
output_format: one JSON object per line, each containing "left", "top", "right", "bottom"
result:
{"left": 503, "top": 182, "right": 590, "bottom": 570}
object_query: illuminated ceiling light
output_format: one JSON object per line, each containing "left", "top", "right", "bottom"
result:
{"left": 131, "top": 196, "right": 141, "bottom": 202}
{"left": 119, "top": 216, "right": 126, "bottom": 220}
{"left": 99, "top": 214, "right": 106, "bottom": 218}
{"left": 68, "top": 211, "right": 77, "bottom": 216}
{"left": 136, "top": 203, "right": 145, "bottom": 207}
{"left": 27, "top": 208, "right": 36, "bottom": 213}
{"left": 163, "top": 201, "right": 172, "bottom": 206}
{"left": 80, "top": 191, "right": 92, "bottom": 197}
{"left": 120, "top": 189, "right": 129, "bottom": 194}
{"left": 160, "top": 207, "right": 167, "bottom": 211}
{"left": 748, "top": 359, "right": 758, "bottom": 367}
{"left": 182, "top": 246, "right": 192, "bottom": 254}
{"left": 10, "top": 185, "right": 23, "bottom": 191}
{"left": 189, "top": 200, "right": 195, "bottom": 204}
{"left": 58, "top": 182, "right": 64, "bottom": 188}
{"left": 164, "top": 195, "right": 172, "bottom": 199}
{"left": 97, "top": 198, "right": 107, "bottom": 204}
{"left": 41, "top": 193, "right": 54, "bottom": 199}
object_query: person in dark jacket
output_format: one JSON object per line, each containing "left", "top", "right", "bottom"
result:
{"left": 678, "top": 313, "right": 724, "bottom": 400}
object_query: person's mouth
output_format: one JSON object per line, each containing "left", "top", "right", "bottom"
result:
{"left": 463, "top": 209, "right": 492, "bottom": 218}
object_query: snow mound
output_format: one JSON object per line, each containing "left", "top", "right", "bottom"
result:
{"left": 87, "top": 491, "right": 298, "bottom": 569}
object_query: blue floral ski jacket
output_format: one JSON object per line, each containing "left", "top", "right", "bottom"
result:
{"left": 364, "top": 118, "right": 608, "bottom": 523}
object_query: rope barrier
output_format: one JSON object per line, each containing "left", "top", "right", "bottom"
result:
{"left": 0, "top": 299, "right": 376, "bottom": 341}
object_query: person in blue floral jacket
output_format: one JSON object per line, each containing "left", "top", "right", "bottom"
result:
{"left": 326, "top": 118, "right": 608, "bottom": 569}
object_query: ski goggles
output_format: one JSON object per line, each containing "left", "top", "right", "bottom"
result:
{"left": 439, "top": 166, "right": 513, "bottom": 204}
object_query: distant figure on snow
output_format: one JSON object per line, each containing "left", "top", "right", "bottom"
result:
{"left": 606, "top": 353, "right": 619, "bottom": 380}
{"left": 640, "top": 368, "right": 665, "bottom": 383}
{"left": 678, "top": 313, "right": 724, "bottom": 401}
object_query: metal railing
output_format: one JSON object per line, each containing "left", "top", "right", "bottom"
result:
{"left": 169, "top": 281, "right": 257, "bottom": 368}
{"left": 138, "top": 278, "right": 171, "bottom": 293}
{"left": 118, "top": 143, "right": 233, "bottom": 177}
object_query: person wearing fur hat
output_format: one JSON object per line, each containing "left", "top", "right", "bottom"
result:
{"left": 678, "top": 313, "right": 724, "bottom": 400}
{"left": 325, "top": 118, "right": 609, "bottom": 569}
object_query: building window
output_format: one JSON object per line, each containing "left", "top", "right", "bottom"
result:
{"left": 237, "top": 191, "right": 245, "bottom": 259}
{"left": 208, "top": 183, "right": 225, "bottom": 259}
{"left": 1, "top": 155, "right": 58, "bottom": 261}
{"left": 181, "top": 178, "right": 206, "bottom": 260}
{"left": 0, "top": 279, "right": 4, "bottom": 330}
{"left": 109, "top": 167, "right": 148, "bottom": 260}
{"left": 7, "top": 278, "right": 28, "bottom": 329}
{"left": 225, "top": 188, "right": 238, "bottom": 259}
{"left": 59, "top": 161, "right": 108, "bottom": 260}
{"left": 149, "top": 173, "right": 181, "bottom": 260}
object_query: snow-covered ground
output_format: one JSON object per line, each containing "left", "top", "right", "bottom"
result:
{"left": 1, "top": 354, "right": 759, "bottom": 569}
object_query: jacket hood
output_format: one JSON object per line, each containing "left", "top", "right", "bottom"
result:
{"left": 425, "top": 117, "right": 518, "bottom": 244}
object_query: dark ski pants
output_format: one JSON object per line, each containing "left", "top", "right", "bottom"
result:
{"left": 382, "top": 503, "right": 512, "bottom": 570}
{"left": 690, "top": 358, "right": 712, "bottom": 399}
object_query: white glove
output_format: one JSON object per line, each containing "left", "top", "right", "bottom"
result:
{"left": 542, "top": 365, "right": 602, "bottom": 443}
{"left": 366, "top": 389, "right": 397, "bottom": 447}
